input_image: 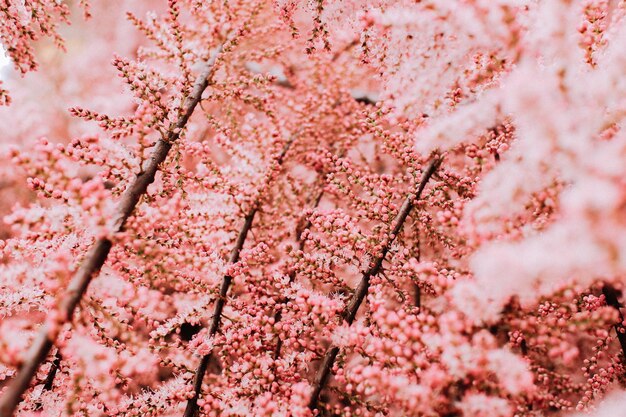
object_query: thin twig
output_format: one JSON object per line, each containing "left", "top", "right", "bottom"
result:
{"left": 42, "top": 351, "right": 62, "bottom": 391}
{"left": 33, "top": 351, "right": 62, "bottom": 411}
{"left": 183, "top": 137, "right": 294, "bottom": 417}
{"left": 414, "top": 232, "right": 421, "bottom": 308}
{"left": 0, "top": 46, "right": 224, "bottom": 417}
{"left": 414, "top": 284, "right": 422, "bottom": 309}
{"left": 601, "top": 284, "right": 626, "bottom": 364}
{"left": 307, "top": 156, "right": 442, "bottom": 411}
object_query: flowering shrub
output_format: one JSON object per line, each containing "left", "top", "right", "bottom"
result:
{"left": 0, "top": 0, "right": 625, "bottom": 416}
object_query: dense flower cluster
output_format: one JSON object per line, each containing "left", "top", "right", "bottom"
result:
{"left": 0, "top": 0, "right": 625, "bottom": 416}
{"left": 0, "top": 0, "right": 91, "bottom": 103}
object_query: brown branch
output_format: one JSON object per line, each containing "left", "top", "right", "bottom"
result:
{"left": 602, "top": 284, "right": 626, "bottom": 364}
{"left": 414, "top": 284, "right": 422, "bottom": 309}
{"left": 33, "top": 351, "right": 62, "bottom": 411}
{"left": 273, "top": 182, "right": 326, "bottom": 359}
{"left": 42, "top": 351, "right": 62, "bottom": 392}
{"left": 307, "top": 156, "right": 442, "bottom": 411}
{"left": 413, "top": 234, "right": 421, "bottom": 308}
{"left": 0, "top": 46, "right": 224, "bottom": 417}
{"left": 183, "top": 137, "right": 294, "bottom": 417}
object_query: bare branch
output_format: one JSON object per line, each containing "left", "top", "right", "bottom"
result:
{"left": 42, "top": 351, "right": 62, "bottom": 392}
{"left": 602, "top": 284, "right": 626, "bottom": 364}
{"left": 183, "top": 136, "right": 295, "bottom": 417}
{"left": 414, "top": 228, "right": 421, "bottom": 308}
{"left": 414, "top": 284, "right": 422, "bottom": 309}
{"left": 307, "top": 156, "right": 442, "bottom": 410}
{"left": 0, "top": 46, "right": 224, "bottom": 417}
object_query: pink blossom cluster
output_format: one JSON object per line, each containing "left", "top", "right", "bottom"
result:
{"left": 0, "top": 0, "right": 625, "bottom": 416}
{"left": 0, "top": 0, "right": 91, "bottom": 103}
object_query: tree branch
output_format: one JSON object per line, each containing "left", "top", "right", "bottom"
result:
{"left": 602, "top": 284, "right": 626, "bottom": 364}
{"left": 183, "top": 136, "right": 294, "bottom": 417}
{"left": 0, "top": 46, "right": 224, "bottom": 417}
{"left": 42, "top": 351, "right": 62, "bottom": 392}
{"left": 307, "top": 156, "right": 442, "bottom": 411}
{"left": 414, "top": 232, "right": 421, "bottom": 308}
{"left": 33, "top": 351, "right": 62, "bottom": 411}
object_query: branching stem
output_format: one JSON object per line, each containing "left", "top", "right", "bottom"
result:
{"left": 0, "top": 46, "right": 223, "bottom": 417}
{"left": 307, "top": 156, "right": 442, "bottom": 410}
{"left": 183, "top": 137, "right": 294, "bottom": 417}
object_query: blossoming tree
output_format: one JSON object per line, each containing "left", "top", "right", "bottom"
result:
{"left": 0, "top": 0, "right": 625, "bottom": 416}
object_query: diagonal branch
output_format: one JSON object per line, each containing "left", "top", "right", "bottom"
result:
{"left": 414, "top": 233, "right": 422, "bottom": 308}
{"left": 42, "top": 351, "right": 62, "bottom": 392}
{"left": 273, "top": 144, "right": 350, "bottom": 360}
{"left": 307, "top": 156, "right": 442, "bottom": 411}
{"left": 0, "top": 46, "right": 224, "bottom": 417}
{"left": 602, "top": 284, "right": 626, "bottom": 365}
{"left": 33, "top": 351, "right": 62, "bottom": 411}
{"left": 183, "top": 136, "right": 294, "bottom": 417}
